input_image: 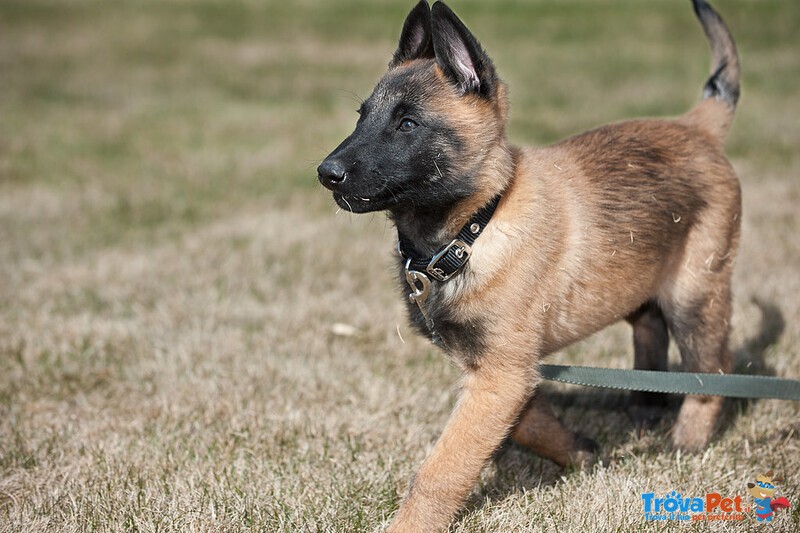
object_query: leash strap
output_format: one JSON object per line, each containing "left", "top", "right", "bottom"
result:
{"left": 540, "top": 364, "right": 800, "bottom": 400}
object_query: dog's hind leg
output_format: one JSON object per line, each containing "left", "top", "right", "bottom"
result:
{"left": 510, "top": 391, "right": 597, "bottom": 470}
{"left": 659, "top": 231, "right": 737, "bottom": 450}
{"left": 664, "top": 289, "right": 733, "bottom": 450}
{"left": 625, "top": 301, "right": 670, "bottom": 425}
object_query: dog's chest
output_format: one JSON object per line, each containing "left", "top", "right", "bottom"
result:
{"left": 399, "top": 265, "right": 488, "bottom": 367}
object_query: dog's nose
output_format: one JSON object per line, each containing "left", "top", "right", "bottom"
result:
{"left": 317, "top": 158, "right": 347, "bottom": 189}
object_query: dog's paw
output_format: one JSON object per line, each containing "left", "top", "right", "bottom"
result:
{"left": 671, "top": 395, "right": 722, "bottom": 451}
{"left": 568, "top": 436, "right": 599, "bottom": 473}
{"left": 671, "top": 425, "right": 712, "bottom": 451}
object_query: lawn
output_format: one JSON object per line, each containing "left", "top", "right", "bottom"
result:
{"left": 1, "top": 0, "right": 798, "bottom": 531}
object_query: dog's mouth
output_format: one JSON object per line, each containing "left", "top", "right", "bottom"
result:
{"left": 332, "top": 189, "right": 399, "bottom": 213}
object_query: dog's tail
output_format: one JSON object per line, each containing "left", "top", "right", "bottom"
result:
{"left": 683, "top": 0, "right": 740, "bottom": 140}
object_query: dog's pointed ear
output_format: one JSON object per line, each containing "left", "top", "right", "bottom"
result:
{"left": 431, "top": 1, "right": 496, "bottom": 97}
{"left": 391, "top": 1, "right": 434, "bottom": 67}
{"left": 747, "top": 483, "right": 755, "bottom": 489}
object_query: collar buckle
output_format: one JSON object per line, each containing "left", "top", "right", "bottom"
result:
{"left": 426, "top": 239, "right": 472, "bottom": 281}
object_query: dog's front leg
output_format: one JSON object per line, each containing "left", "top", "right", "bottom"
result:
{"left": 388, "top": 360, "right": 534, "bottom": 533}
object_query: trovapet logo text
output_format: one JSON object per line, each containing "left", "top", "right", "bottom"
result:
{"left": 641, "top": 490, "right": 747, "bottom": 522}
{"left": 641, "top": 470, "right": 792, "bottom": 523}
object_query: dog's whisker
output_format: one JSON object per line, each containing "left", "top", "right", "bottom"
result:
{"left": 341, "top": 196, "right": 353, "bottom": 212}
{"left": 433, "top": 159, "right": 443, "bottom": 179}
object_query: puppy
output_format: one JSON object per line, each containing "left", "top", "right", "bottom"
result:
{"left": 318, "top": 1, "right": 741, "bottom": 530}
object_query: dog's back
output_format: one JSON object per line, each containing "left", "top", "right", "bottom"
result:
{"left": 495, "top": 115, "right": 739, "bottom": 350}
{"left": 466, "top": 0, "right": 742, "bottom": 352}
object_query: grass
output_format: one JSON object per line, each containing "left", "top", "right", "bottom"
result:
{"left": 1, "top": 0, "right": 799, "bottom": 531}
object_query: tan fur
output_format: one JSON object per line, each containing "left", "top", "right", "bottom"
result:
{"left": 389, "top": 360, "right": 535, "bottom": 530}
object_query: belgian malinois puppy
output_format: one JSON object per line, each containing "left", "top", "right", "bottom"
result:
{"left": 318, "top": 0, "right": 741, "bottom": 530}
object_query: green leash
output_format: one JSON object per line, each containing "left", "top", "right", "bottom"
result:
{"left": 539, "top": 365, "right": 800, "bottom": 400}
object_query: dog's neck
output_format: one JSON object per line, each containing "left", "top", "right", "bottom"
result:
{"left": 390, "top": 144, "right": 516, "bottom": 257}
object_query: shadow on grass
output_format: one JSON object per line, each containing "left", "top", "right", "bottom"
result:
{"left": 721, "top": 297, "right": 787, "bottom": 434}
{"left": 733, "top": 297, "right": 786, "bottom": 375}
{"left": 458, "top": 298, "right": 786, "bottom": 518}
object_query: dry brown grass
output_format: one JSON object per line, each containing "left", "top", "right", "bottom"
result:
{"left": 1, "top": 0, "right": 799, "bottom": 531}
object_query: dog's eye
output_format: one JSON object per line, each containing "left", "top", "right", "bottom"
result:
{"left": 398, "top": 118, "right": 418, "bottom": 132}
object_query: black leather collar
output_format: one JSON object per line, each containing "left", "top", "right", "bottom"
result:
{"left": 397, "top": 194, "right": 501, "bottom": 282}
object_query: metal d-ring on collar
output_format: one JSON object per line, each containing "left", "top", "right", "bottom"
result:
{"left": 398, "top": 194, "right": 502, "bottom": 333}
